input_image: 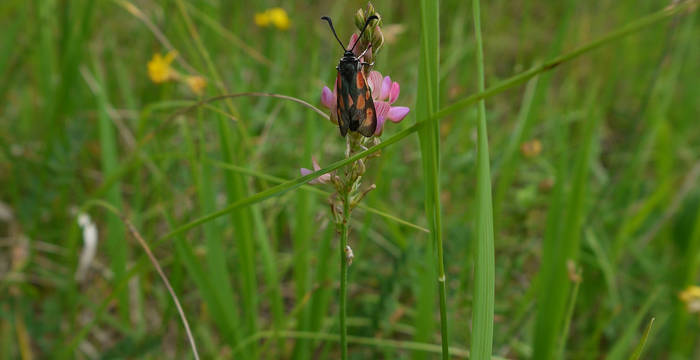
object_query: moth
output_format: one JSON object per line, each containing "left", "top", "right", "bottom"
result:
{"left": 321, "top": 15, "right": 379, "bottom": 137}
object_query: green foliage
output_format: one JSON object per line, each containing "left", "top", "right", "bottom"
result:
{"left": 0, "top": 0, "right": 698, "bottom": 359}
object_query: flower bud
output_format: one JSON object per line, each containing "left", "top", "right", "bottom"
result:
{"left": 355, "top": 8, "right": 365, "bottom": 30}
{"left": 332, "top": 173, "right": 344, "bottom": 192}
{"left": 353, "top": 158, "right": 366, "bottom": 179}
{"left": 371, "top": 26, "right": 384, "bottom": 54}
{"left": 366, "top": 2, "right": 376, "bottom": 17}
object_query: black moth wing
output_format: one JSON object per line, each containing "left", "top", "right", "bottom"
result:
{"left": 335, "top": 72, "right": 350, "bottom": 137}
{"left": 355, "top": 70, "right": 377, "bottom": 137}
{"left": 336, "top": 65, "right": 377, "bottom": 137}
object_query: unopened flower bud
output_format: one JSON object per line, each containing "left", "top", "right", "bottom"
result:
{"left": 371, "top": 26, "right": 384, "bottom": 54}
{"left": 364, "top": 27, "right": 374, "bottom": 43}
{"left": 366, "top": 2, "right": 376, "bottom": 17}
{"left": 355, "top": 8, "right": 365, "bottom": 30}
{"left": 350, "top": 184, "right": 376, "bottom": 210}
{"left": 332, "top": 173, "right": 344, "bottom": 191}
{"left": 354, "top": 158, "right": 366, "bottom": 178}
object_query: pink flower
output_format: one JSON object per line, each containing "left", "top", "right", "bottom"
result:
{"left": 321, "top": 71, "right": 410, "bottom": 136}
{"left": 300, "top": 156, "right": 332, "bottom": 184}
{"left": 319, "top": 35, "right": 409, "bottom": 137}
{"left": 321, "top": 70, "right": 409, "bottom": 136}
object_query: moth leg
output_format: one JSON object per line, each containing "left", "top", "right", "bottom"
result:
{"left": 358, "top": 43, "right": 373, "bottom": 58}
{"left": 360, "top": 62, "right": 374, "bottom": 67}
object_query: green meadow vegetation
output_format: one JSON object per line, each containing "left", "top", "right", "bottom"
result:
{"left": 1, "top": 0, "right": 699, "bottom": 359}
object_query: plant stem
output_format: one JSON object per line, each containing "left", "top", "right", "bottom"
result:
{"left": 339, "top": 189, "right": 350, "bottom": 360}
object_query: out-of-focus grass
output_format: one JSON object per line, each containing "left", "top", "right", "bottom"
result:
{"left": 415, "top": 0, "right": 445, "bottom": 359}
{"left": 0, "top": 0, "right": 699, "bottom": 359}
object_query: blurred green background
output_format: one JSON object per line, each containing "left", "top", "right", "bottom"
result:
{"left": 1, "top": 0, "right": 699, "bottom": 359}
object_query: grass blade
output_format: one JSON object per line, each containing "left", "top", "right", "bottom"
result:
{"left": 90, "top": 62, "right": 129, "bottom": 323}
{"left": 628, "top": 318, "right": 655, "bottom": 360}
{"left": 607, "top": 289, "right": 660, "bottom": 360}
{"left": 415, "top": 0, "right": 447, "bottom": 358}
{"left": 470, "top": 0, "right": 495, "bottom": 358}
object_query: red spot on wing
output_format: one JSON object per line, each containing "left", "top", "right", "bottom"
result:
{"left": 358, "top": 102, "right": 377, "bottom": 137}
{"left": 356, "top": 72, "right": 366, "bottom": 89}
{"left": 356, "top": 92, "right": 365, "bottom": 109}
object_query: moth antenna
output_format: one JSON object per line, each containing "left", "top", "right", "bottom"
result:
{"left": 321, "top": 16, "right": 346, "bottom": 51}
{"left": 350, "top": 15, "right": 379, "bottom": 53}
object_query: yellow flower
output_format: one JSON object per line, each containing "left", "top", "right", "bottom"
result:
{"left": 148, "top": 51, "right": 177, "bottom": 83}
{"left": 267, "top": 7, "right": 290, "bottom": 30}
{"left": 186, "top": 76, "right": 207, "bottom": 95}
{"left": 679, "top": 286, "right": 700, "bottom": 313}
{"left": 255, "top": 7, "right": 290, "bottom": 30}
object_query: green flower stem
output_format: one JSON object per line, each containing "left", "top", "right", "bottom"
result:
{"left": 339, "top": 188, "right": 351, "bottom": 359}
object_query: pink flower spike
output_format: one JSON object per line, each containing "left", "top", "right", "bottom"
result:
{"left": 321, "top": 86, "right": 335, "bottom": 110}
{"left": 387, "top": 106, "right": 410, "bottom": 123}
{"left": 379, "top": 76, "right": 392, "bottom": 101}
{"left": 318, "top": 65, "right": 408, "bottom": 137}
{"left": 389, "top": 82, "right": 400, "bottom": 104}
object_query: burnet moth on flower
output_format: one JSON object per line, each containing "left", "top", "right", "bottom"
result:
{"left": 321, "top": 15, "right": 379, "bottom": 137}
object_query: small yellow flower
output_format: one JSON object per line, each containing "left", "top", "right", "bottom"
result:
{"left": 186, "top": 76, "right": 207, "bottom": 95}
{"left": 148, "top": 51, "right": 177, "bottom": 83}
{"left": 679, "top": 286, "right": 700, "bottom": 313}
{"left": 255, "top": 7, "right": 290, "bottom": 30}
{"left": 267, "top": 7, "right": 290, "bottom": 30}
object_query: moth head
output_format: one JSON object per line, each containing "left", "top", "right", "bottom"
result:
{"left": 321, "top": 15, "right": 379, "bottom": 53}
